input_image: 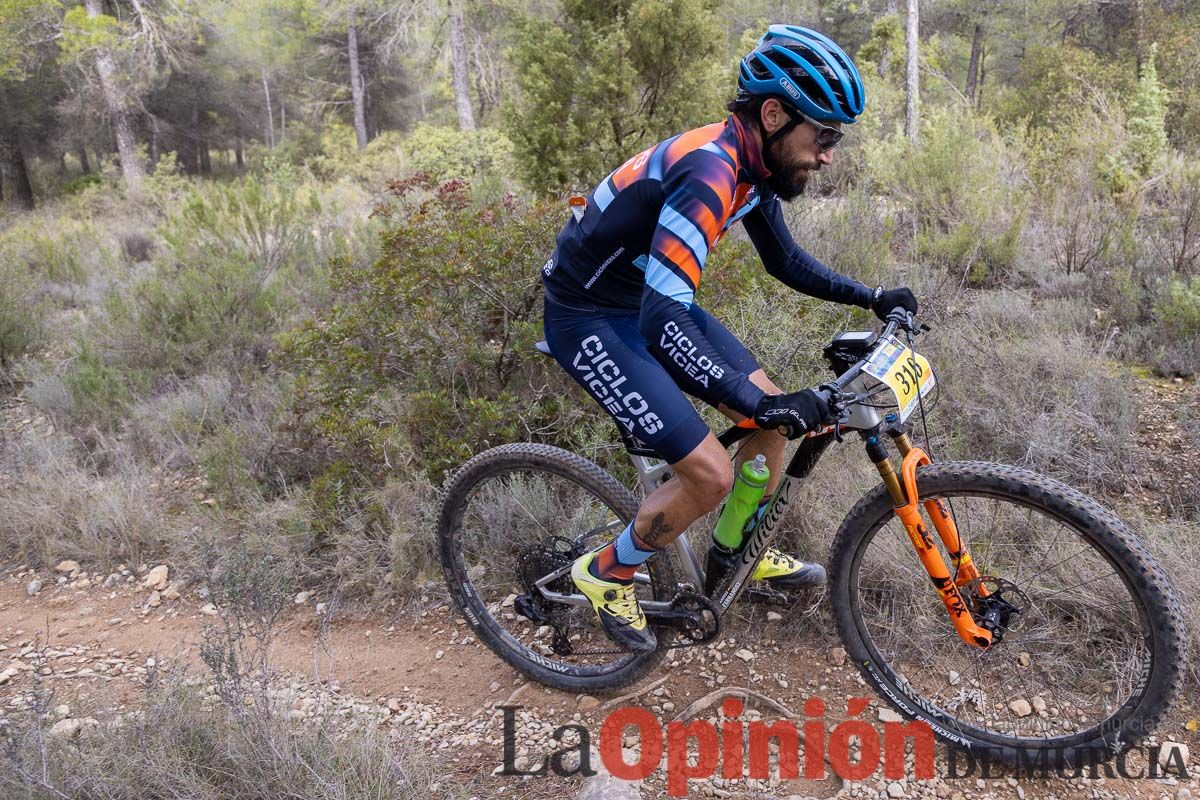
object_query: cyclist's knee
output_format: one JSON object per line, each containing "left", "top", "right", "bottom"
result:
{"left": 673, "top": 439, "right": 733, "bottom": 510}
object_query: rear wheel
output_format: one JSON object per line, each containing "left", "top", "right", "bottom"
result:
{"left": 828, "top": 461, "right": 1185, "bottom": 761}
{"left": 437, "top": 443, "right": 677, "bottom": 693}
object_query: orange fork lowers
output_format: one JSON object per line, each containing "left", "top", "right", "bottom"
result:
{"left": 891, "top": 447, "right": 993, "bottom": 649}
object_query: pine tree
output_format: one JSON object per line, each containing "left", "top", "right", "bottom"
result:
{"left": 1128, "top": 42, "right": 1169, "bottom": 177}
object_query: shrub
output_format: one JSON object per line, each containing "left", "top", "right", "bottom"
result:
{"left": 0, "top": 436, "right": 178, "bottom": 569}
{"left": 61, "top": 171, "right": 103, "bottom": 195}
{"left": 0, "top": 256, "right": 44, "bottom": 372}
{"left": 1155, "top": 275, "right": 1200, "bottom": 338}
{"left": 866, "top": 109, "right": 1027, "bottom": 286}
{"left": 118, "top": 228, "right": 156, "bottom": 263}
{"left": 930, "top": 292, "right": 1137, "bottom": 490}
{"left": 1146, "top": 155, "right": 1200, "bottom": 276}
{"left": 400, "top": 124, "right": 516, "bottom": 183}
{"left": 276, "top": 176, "right": 567, "bottom": 502}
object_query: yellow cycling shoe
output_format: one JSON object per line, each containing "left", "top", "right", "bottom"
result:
{"left": 570, "top": 550, "right": 657, "bottom": 653}
{"left": 751, "top": 546, "right": 827, "bottom": 590}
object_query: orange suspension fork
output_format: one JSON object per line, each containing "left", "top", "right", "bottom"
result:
{"left": 874, "top": 431, "right": 992, "bottom": 649}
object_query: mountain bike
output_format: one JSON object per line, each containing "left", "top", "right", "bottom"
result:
{"left": 437, "top": 313, "right": 1185, "bottom": 761}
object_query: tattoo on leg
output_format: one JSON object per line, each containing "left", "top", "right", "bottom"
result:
{"left": 639, "top": 512, "right": 675, "bottom": 548}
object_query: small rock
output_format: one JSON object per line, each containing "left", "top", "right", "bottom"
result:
{"left": 878, "top": 708, "right": 904, "bottom": 723}
{"left": 828, "top": 647, "right": 847, "bottom": 666}
{"left": 489, "top": 681, "right": 501, "bottom": 693}
{"left": 294, "top": 591, "right": 312, "bottom": 605}
{"left": 162, "top": 582, "right": 182, "bottom": 601}
{"left": 199, "top": 603, "right": 218, "bottom": 616}
{"left": 1008, "top": 698, "right": 1033, "bottom": 717}
{"left": 887, "top": 781, "right": 906, "bottom": 798}
{"left": 734, "top": 648, "right": 755, "bottom": 662}
{"left": 1159, "top": 741, "right": 1190, "bottom": 775}
{"left": 578, "top": 695, "right": 601, "bottom": 713}
{"left": 1031, "top": 696, "right": 1048, "bottom": 714}
{"left": 315, "top": 602, "right": 328, "bottom": 615}
{"left": 1017, "top": 652, "right": 1030, "bottom": 667}
{"left": 53, "top": 705, "right": 70, "bottom": 718}
{"left": 948, "top": 670, "right": 960, "bottom": 685}
{"left": 766, "top": 611, "right": 783, "bottom": 623}
{"left": 25, "top": 580, "right": 42, "bottom": 597}
{"left": 1176, "top": 787, "right": 1192, "bottom": 800}
{"left": 434, "top": 650, "right": 444, "bottom": 660}
{"left": 49, "top": 718, "right": 96, "bottom": 739}
{"left": 54, "top": 560, "right": 80, "bottom": 575}
{"left": 103, "top": 574, "right": 120, "bottom": 589}
{"left": 145, "top": 590, "right": 161, "bottom": 608}
{"left": 142, "top": 565, "right": 169, "bottom": 591}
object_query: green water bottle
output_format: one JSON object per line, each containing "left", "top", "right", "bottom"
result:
{"left": 713, "top": 454, "right": 770, "bottom": 550}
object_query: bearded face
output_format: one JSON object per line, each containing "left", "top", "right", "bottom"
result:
{"left": 762, "top": 134, "right": 821, "bottom": 202}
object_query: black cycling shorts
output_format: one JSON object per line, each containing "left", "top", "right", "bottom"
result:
{"left": 543, "top": 295, "right": 761, "bottom": 464}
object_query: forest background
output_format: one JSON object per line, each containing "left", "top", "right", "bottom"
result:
{"left": 0, "top": 0, "right": 1199, "bottom": 792}
{"left": 2, "top": 0, "right": 1199, "bottom": 642}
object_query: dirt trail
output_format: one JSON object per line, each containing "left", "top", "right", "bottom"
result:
{"left": 2, "top": 564, "right": 1197, "bottom": 800}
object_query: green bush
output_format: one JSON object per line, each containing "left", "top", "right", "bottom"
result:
{"left": 276, "top": 176, "right": 568, "bottom": 501}
{"left": 400, "top": 124, "right": 515, "bottom": 183}
{"left": 61, "top": 172, "right": 104, "bottom": 195}
{"left": 0, "top": 257, "right": 44, "bottom": 371}
{"left": 106, "top": 252, "right": 282, "bottom": 376}
{"left": 866, "top": 109, "right": 1027, "bottom": 286}
{"left": 1155, "top": 275, "right": 1200, "bottom": 338}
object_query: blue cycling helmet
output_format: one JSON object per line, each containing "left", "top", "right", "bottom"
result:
{"left": 737, "top": 25, "right": 866, "bottom": 124}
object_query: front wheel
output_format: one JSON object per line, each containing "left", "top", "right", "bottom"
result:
{"left": 828, "top": 461, "right": 1185, "bottom": 761}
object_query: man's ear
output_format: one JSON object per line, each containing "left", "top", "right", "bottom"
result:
{"left": 759, "top": 98, "right": 785, "bottom": 136}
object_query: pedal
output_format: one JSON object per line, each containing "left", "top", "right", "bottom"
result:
{"left": 743, "top": 585, "right": 793, "bottom": 606}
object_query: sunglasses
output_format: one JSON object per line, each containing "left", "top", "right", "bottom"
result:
{"left": 782, "top": 106, "right": 845, "bottom": 152}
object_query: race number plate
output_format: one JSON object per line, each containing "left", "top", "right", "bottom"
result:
{"left": 861, "top": 335, "right": 935, "bottom": 422}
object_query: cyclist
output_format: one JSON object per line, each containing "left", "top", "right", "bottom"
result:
{"left": 540, "top": 25, "right": 918, "bottom": 653}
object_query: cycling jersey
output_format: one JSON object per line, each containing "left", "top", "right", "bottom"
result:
{"left": 541, "top": 113, "right": 874, "bottom": 418}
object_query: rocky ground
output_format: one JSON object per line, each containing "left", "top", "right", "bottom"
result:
{"left": 2, "top": 557, "right": 1198, "bottom": 800}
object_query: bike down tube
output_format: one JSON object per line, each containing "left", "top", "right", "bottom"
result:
{"left": 711, "top": 431, "right": 835, "bottom": 611}
{"left": 889, "top": 444, "right": 992, "bottom": 648}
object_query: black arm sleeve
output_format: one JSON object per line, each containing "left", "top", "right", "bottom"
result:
{"left": 741, "top": 195, "right": 875, "bottom": 308}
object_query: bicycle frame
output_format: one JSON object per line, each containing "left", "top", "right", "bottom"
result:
{"left": 534, "top": 320, "right": 995, "bottom": 649}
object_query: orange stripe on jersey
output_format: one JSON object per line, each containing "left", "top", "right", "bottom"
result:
{"left": 690, "top": 202, "right": 723, "bottom": 245}
{"left": 611, "top": 145, "right": 655, "bottom": 191}
{"left": 662, "top": 123, "right": 725, "bottom": 172}
{"left": 659, "top": 236, "right": 701, "bottom": 288}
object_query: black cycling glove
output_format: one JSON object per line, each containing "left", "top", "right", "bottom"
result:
{"left": 871, "top": 286, "right": 918, "bottom": 322}
{"left": 753, "top": 389, "right": 834, "bottom": 439}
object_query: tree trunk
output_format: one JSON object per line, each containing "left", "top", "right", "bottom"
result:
{"left": 148, "top": 115, "right": 160, "bottom": 168}
{"left": 905, "top": 0, "right": 920, "bottom": 142}
{"left": 348, "top": 21, "right": 369, "bottom": 149}
{"left": 0, "top": 90, "right": 34, "bottom": 209}
{"left": 976, "top": 40, "right": 986, "bottom": 110}
{"left": 1134, "top": 0, "right": 1145, "bottom": 73}
{"left": 181, "top": 103, "right": 200, "bottom": 174}
{"left": 1, "top": 128, "right": 35, "bottom": 210}
{"left": 262, "top": 69, "right": 275, "bottom": 148}
{"left": 965, "top": 22, "right": 983, "bottom": 105}
{"left": 78, "top": 146, "right": 91, "bottom": 174}
{"left": 280, "top": 101, "right": 286, "bottom": 143}
{"left": 448, "top": 0, "right": 475, "bottom": 131}
{"left": 199, "top": 138, "right": 211, "bottom": 174}
{"left": 235, "top": 137, "right": 245, "bottom": 169}
{"left": 84, "top": 0, "right": 144, "bottom": 190}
